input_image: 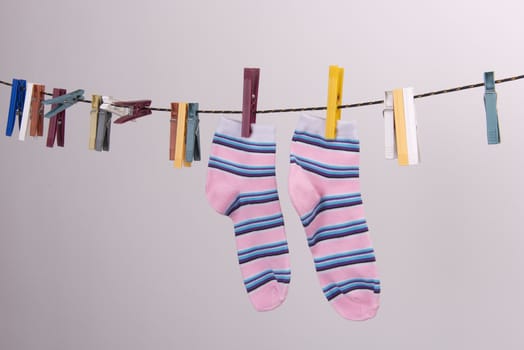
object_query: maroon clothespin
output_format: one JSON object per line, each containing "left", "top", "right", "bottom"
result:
{"left": 112, "top": 100, "right": 152, "bottom": 124}
{"left": 241, "top": 68, "right": 260, "bottom": 138}
{"left": 46, "top": 88, "right": 67, "bottom": 148}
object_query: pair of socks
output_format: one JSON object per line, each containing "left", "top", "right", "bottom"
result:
{"left": 205, "top": 114, "right": 380, "bottom": 321}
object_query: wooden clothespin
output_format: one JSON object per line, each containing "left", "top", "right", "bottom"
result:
{"left": 95, "top": 100, "right": 112, "bottom": 152}
{"left": 6, "top": 78, "right": 26, "bottom": 137}
{"left": 173, "top": 102, "right": 191, "bottom": 168}
{"left": 241, "top": 68, "right": 260, "bottom": 138}
{"left": 29, "top": 84, "right": 45, "bottom": 137}
{"left": 112, "top": 100, "right": 152, "bottom": 124}
{"left": 483, "top": 71, "right": 500, "bottom": 144}
{"left": 18, "top": 82, "right": 34, "bottom": 141}
{"left": 383, "top": 90, "right": 396, "bottom": 159}
{"left": 43, "top": 89, "right": 84, "bottom": 119}
{"left": 45, "top": 88, "right": 67, "bottom": 148}
{"left": 392, "top": 87, "right": 420, "bottom": 165}
{"left": 89, "top": 95, "right": 101, "bottom": 150}
{"left": 325, "top": 65, "right": 344, "bottom": 139}
{"left": 185, "top": 103, "right": 200, "bottom": 162}
{"left": 169, "top": 103, "right": 178, "bottom": 161}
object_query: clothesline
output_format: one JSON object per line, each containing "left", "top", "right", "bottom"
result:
{"left": 1, "top": 74, "right": 523, "bottom": 115}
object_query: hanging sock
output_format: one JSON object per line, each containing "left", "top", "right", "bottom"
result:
{"left": 288, "top": 114, "right": 380, "bottom": 321}
{"left": 484, "top": 71, "right": 500, "bottom": 144}
{"left": 205, "top": 117, "right": 291, "bottom": 311}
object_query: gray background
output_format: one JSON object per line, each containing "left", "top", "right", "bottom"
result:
{"left": 1, "top": 0, "right": 523, "bottom": 349}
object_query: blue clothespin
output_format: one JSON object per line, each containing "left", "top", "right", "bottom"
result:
{"left": 6, "top": 79, "right": 27, "bottom": 136}
{"left": 185, "top": 102, "right": 201, "bottom": 162}
{"left": 483, "top": 71, "right": 500, "bottom": 144}
{"left": 43, "top": 89, "right": 85, "bottom": 119}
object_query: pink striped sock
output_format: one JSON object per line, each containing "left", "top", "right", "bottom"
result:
{"left": 288, "top": 114, "right": 380, "bottom": 321}
{"left": 205, "top": 117, "right": 290, "bottom": 312}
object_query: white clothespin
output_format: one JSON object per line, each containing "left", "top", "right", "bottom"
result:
{"left": 402, "top": 87, "right": 420, "bottom": 165}
{"left": 383, "top": 90, "right": 396, "bottom": 159}
{"left": 18, "top": 82, "right": 34, "bottom": 141}
{"left": 99, "top": 96, "right": 129, "bottom": 117}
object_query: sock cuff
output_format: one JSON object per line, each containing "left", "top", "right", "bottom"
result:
{"left": 295, "top": 113, "right": 358, "bottom": 140}
{"left": 216, "top": 117, "right": 276, "bottom": 143}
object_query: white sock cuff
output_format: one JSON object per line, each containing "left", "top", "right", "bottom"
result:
{"left": 295, "top": 114, "right": 358, "bottom": 140}
{"left": 216, "top": 117, "right": 276, "bottom": 142}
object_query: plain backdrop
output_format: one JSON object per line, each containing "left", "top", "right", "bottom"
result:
{"left": 1, "top": 1, "right": 524, "bottom": 349}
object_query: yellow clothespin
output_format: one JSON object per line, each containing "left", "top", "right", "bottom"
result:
{"left": 392, "top": 88, "right": 408, "bottom": 165}
{"left": 325, "top": 65, "right": 344, "bottom": 139}
{"left": 173, "top": 102, "right": 192, "bottom": 168}
{"left": 89, "top": 95, "right": 101, "bottom": 150}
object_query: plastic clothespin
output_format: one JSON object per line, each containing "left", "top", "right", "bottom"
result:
{"left": 43, "top": 89, "right": 84, "bottom": 119}
{"left": 18, "top": 82, "right": 34, "bottom": 141}
{"left": 6, "top": 78, "right": 26, "bottom": 136}
{"left": 29, "top": 84, "right": 45, "bottom": 137}
{"left": 173, "top": 103, "right": 191, "bottom": 168}
{"left": 95, "top": 98, "right": 112, "bottom": 152}
{"left": 402, "top": 87, "right": 420, "bottom": 165}
{"left": 483, "top": 71, "right": 500, "bottom": 144}
{"left": 169, "top": 103, "right": 179, "bottom": 161}
{"left": 241, "top": 68, "right": 260, "bottom": 138}
{"left": 383, "top": 90, "right": 396, "bottom": 160}
{"left": 112, "top": 100, "right": 152, "bottom": 124}
{"left": 46, "top": 88, "right": 67, "bottom": 148}
{"left": 100, "top": 96, "right": 128, "bottom": 115}
{"left": 89, "top": 95, "right": 101, "bottom": 150}
{"left": 392, "top": 87, "right": 420, "bottom": 166}
{"left": 185, "top": 102, "right": 201, "bottom": 163}
{"left": 325, "top": 65, "right": 344, "bottom": 139}
{"left": 392, "top": 88, "right": 408, "bottom": 165}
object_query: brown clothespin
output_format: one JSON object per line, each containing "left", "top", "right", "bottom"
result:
{"left": 169, "top": 103, "right": 179, "bottom": 160}
{"left": 46, "top": 88, "right": 67, "bottom": 148}
{"left": 112, "top": 100, "right": 152, "bottom": 124}
{"left": 241, "top": 68, "right": 260, "bottom": 137}
{"left": 29, "top": 84, "right": 45, "bottom": 137}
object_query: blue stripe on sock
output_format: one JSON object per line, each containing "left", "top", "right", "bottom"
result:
{"left": 301, "top": 193, "right": 363, "bottom": 227}
{"left": 308, "top": 219, "right": 368, "bottom": 246}
{"left": 225, "top": 190, "right": 279, "bottom": 216}
{"left": 238, "top": 245, "right": 289, "bottom": 264}
{"left": 208, "top": 158, "right": 276, "bottom": 177}
{"left": 213, "top": 133, "right": 276, "bottom": 153}
{"left": 315, "top": 254, "right": 376, "bottom": 272}
{"left": 234, "top": 213, "right": 284, "bottom": 236}
{"left": 244, "top": 269, "right": 291, "bottom": 292}
{"left": 290, "top": 155, "right": 360, "bottom": 178}
{"left": 314, "top": 248, "right": 375, "bottom": 264}
{"left": 323, "top": 278, "right": 381, "bottom": 301}
{"left": 292, "top": 131, "right": 360, "bottom": 152}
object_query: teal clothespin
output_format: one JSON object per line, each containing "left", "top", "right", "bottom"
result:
{"left": 483, "top": 72, "right": 500, "bottom": 144}
{"left": 43, "top": 89, "right": 85, "bottom": 119}
{"left": 185, "top": 103, "right": 201, "bottom": 162}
